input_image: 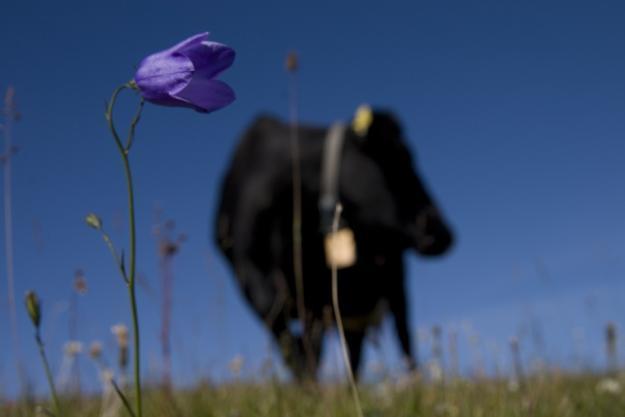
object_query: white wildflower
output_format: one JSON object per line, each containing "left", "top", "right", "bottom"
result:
{"left": 428, "top": 360, "right": 443, "bottom": 383}
{"left": 64, "top": 341, "right": 83, "bottom": 357}
{"left": 111, "top": 324, "right": 129, "bottom": 348}
{"left": 507, "top": 378, "right": 520, "bottom": 392}
{"left": 229, "top": 354, "right": 244, "bottom": 377}
{"left": 596, "top": 378, "right": 621, "bottom": 395}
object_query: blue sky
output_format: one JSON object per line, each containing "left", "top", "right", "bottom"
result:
{"left": 1, "top": 0, "right": 624, "bottom": 395}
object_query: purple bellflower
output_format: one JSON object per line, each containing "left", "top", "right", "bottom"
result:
{"left": 134, "top": 33, "right": 235, "bottom": 113}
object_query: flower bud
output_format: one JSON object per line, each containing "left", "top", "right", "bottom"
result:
{"left": 25, "top": 291, "right": 41, "bottom": 328}
{"left": 85, "top": 213, "right": 103, "bottom": 230}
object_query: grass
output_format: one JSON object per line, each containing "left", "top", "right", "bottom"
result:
{"left": 3, "top": 371, "right": 625, "bottom": 417}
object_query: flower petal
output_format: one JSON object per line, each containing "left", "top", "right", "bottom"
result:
{"left": 138, "top": 94, "right": 196, "bottom": 110}
{"left": 173, "top": 78, "right": 235, "bottom": 113}
{"left": 134, "top": 52, "right": 193, "bottom": 100}
{"left": 181, "top": 41, "right": 235, "bottom": 79}
{"left": 166, "top": 32, "right": 209, "bottom": 55}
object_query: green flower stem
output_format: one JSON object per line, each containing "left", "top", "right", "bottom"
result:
{"left": 125, "top": 99, "right": 144, "bottom": 151}
{"left": 122, "top": 151, "right": 142, "bottom": 417}
{"left": 106, "top": 84, "right": 130, "bottom": 154}
{"left": 106, "top": 83, "right": 144, "bottom": 417}
{"left": 35, "top": 330, "right": 62, "bottom": 417}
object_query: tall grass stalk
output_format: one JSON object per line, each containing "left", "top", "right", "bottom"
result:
{"left": 330, "top": 204, "right": 364, "bottom": 417}
{"left": 154, "top": 215, "right": 184, "bottom": 391}
{"left": 158, "top": 227, "right": 175, "bottom": 391}
{"left": 605, "top": 322, "right": 617, "bottom": 373}
{"left": 2, "top": 86, "right": 26, "bottom": 390}
{"left": 25, "top": 291, "right": 62, "bottom": 417}
{"left": 286, "top": 52, "right": 316, "bottom": 373}
{"left": 35, "top": 327, "right": 62, "bottom": 416}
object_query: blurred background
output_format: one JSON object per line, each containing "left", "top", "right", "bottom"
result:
{"left": 1, "top": 0, "right": 624, "bottom": 397}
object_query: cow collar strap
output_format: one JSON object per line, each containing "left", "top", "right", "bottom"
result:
{"left": 319, "top": 122, "right": 347, "bottom": 233}
{"left": 319, "top": 122, "right": 357, "bottom": 269}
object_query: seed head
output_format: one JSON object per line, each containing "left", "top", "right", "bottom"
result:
{"left": 74, "top": 269, "right": 88, "bottom": 294}
{"left": 606, "top": 322, "right": 617, "bottom": 345}
{"left": 285, "top": 51, "right": 298, "bottom": 72}
{"left": 89, "top": 341, "right": 103, "bottom": 359}
{"left": 159, "top": 241, "right": 179, "bottom": 257}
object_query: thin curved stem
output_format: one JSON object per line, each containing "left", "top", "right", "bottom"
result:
{"left": 330, "top": 204, "right": 364, "bottom": 417}
{"left": 101, "top": 231, "right": 128, "bottom": 284}
{"left": 126, "top": 98, "right": 144, "bottom": 151}
{"left": 106, "top": 84, "right": 129, "bottom": 155}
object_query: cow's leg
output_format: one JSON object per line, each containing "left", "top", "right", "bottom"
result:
{"left": 276, "top": 323, "right": 308, "bottom": 380}
{"left": 390, "top": 290, "right": 417, "bottom": 371}
{"left": 300, "top": 317, "right": 324, "bottom": 379}
{"left": 238, "top": 269, "right": 308, "bottom": 379}
{"left": 344, "top": 329, "right": 366, "bottom": 379}
{"left": 387, "top": 259, "right": 417, "bottom": 371}
{"left": 230, "top": 178, "right": 310, "bottom": 378}
{"left": 235, "top": 261, "right": 309, "bottom": 379}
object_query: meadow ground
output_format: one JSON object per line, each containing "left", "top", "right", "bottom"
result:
{"left": 3, "top": 372, "right": 625, "bottom": 417}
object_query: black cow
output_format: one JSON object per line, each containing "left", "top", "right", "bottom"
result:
{"left": 214, "top": 108, "right": 453, "bottom": 379}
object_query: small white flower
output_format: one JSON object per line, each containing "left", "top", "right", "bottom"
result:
{"left": 427, "top": 360, "right": 443, "bottom": 382}
{"left": 395, "top": 372, "right": 420, "bottom": 391}
{"left": 111, "top": 324, "right": 129, "bottom": 347}
{"left": 368, "top": 361, "right": 385, "bottom": 376}
{"left": 64, "top": 341, "right": 83, "bottom": 356}
{"left": 35, "top": 405, "right": 49, "bottom": 417}
{"left": 373, "top": 380, "right": 394, "bottom": 406}
{"left": 596, "top": 378, "right": 621, "bottom": 394}
{"left": 100, "top": 368, "right": 115, "bottom": 384}
{"left": 507, "top": 378, "right": 520, "bottom": 392}
{"left": 434, "top": 402, "right": 459, "bottom": 417}
{"left": 228, "top": 354, "right": 244, "bottom": 376}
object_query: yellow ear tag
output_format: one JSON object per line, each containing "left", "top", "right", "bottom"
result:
{"left": 324, "top": 228, "right": 357, "bottom": 269}
{"left": 352, "top": 104, "right": 373, "bottom": 137}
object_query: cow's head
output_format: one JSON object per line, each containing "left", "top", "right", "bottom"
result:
{"left": 349, "top": 106, "right": 453, "bottom": 256}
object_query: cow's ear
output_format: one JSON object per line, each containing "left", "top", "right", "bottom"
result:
{"left": 351, "top": 105, "right": 403, "bottom": 147}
